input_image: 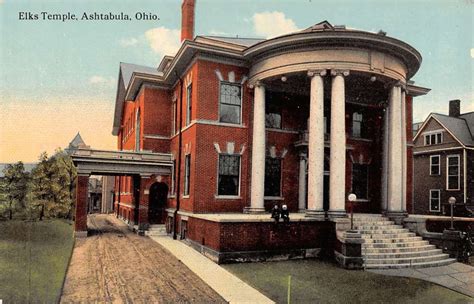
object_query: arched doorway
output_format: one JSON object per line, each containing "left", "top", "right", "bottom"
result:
{"left": 148, "top": 182, "right": 168, "bottom": 224}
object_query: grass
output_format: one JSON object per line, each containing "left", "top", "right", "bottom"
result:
{"left": 0, "top": 219, "right": 74, "bottom": 303}
{"left": 224, "top": 259, "right": 472, "bottom": 304}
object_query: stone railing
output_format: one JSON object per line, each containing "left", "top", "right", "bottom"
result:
{"left": 72, "top": 148, "right": 172, "bottom": 162}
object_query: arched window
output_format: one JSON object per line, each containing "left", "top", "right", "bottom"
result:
{"left": 135, "top": 109, "right": 141, "bottom": 151}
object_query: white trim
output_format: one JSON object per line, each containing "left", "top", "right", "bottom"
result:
{"left": 429, "top": 189, "right": 441, "bottom": 212}
{"left": 144, "top": 134, "right": 170, "bottom": 140}
{"left": 463, "top": 149, "right": 467, "bottom": 203}
{"left": 218, "top": 81, "right": 243, "bottom": 125}
{"left": 429, "top": 155, "right": 440, "bottom": 176}
{"left": 424, "top": 131, "right": 443, "bottom": 146}
{"left": 195, "top": 119, "right": 247, "bottom": 128}
{"left": 185, "top": 83, "right": 192, "bottom": 126}
{"left": 266, "top": 128, "right": 299, "bottom": 134}
{"left": 446, "top": 154, "right": 460, "bottom": 191}
{"left": 183, "top": 154, "right": 191, "bottom": 196}
{"left": 422, "top": 129, "right": 444, "bottom": 135}
{"left": 215, "top": 195, "right": 242, "bottom": 200}
{"left": 414, "top": 146, "right": 463, "bottom": 155}
{"left": 264, "top": 196, "right": 285, "bottom": 200}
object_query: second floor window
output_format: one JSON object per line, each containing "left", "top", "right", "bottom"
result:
{"left": 219, "top": 82, "right": 241, "bottom": 124}
{"left": 352, "top": 112, "right": 364, "bottom": 138}
{"left": 186, "top": 84, "right": 192, "bottom": 126}
{"left": 430, "top": 155, "right": 440, "bottom": 175}
{"left": 447, "top": 155, "right": 460, "bottom": 190}
{"left": 265, "top": 103, "right": 282, "bottom": 129}
{"left": 135, "top": 110, "right": 141, "bottom": 151}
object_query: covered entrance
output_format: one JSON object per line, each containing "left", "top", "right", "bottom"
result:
{"left": 71, "top": 148, "right": 172, "bottom": 237}
{"left": 148, "top": 182, "right": 168, "bottom": 224}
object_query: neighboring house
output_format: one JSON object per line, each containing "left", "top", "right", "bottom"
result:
{"left": 413, "top": 100, "right": 474, "bottom": 215}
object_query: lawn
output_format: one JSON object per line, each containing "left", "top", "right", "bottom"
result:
{"left": 0, "top": 219, "right": 74, "bottom": 303}
{"left": 224, "top": 260, "right": 472, "bottom": 304}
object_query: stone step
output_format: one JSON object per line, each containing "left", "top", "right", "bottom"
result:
{"left": 354, "top": 221, "right": 395, "bottom": 226}
{"left": 356, "top": 224, "right": 402, "bottom": 230}
{"left": 362, "top": 244, "right": 437, "bottom": 254}
{"left": 363, "top": 240, "right": 429, "bottom": 248}
{"left": 364, "top": 249, "right": 443, "bottom": 259}
{"left": 361, "top": 232, "right": 416, "bottom": 239}
{"left": 364, "top": 258, "right": 456, "bottom": 269}
{"left": 360, "top": 228, "right": 408, "bottom": 234}
{"left": 365, "top": 253, "right": 450, "bottom": 265}
{"left": 363, "top": 236, "right": 422, "bottom": 244}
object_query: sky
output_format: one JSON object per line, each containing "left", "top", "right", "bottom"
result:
{"left": 0, "top": 0, "right": 472, "bottom": 163}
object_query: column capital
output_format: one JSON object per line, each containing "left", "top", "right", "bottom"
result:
{"left": 248, "top": 80, "right": 264, "bottom": 89}
{"left": 330, "top": 69, "right": 350, "bottom": 77}
{"left": 392, "top": 80, "right": 407, "bottom": 91}
{"left": 307, "top": 69, "right": 327, "bottom": 77}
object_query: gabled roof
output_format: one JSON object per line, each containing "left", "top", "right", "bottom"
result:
{"left": 69, "top": 132, "right": 88, "bottom": 148}
{"left": 415, "top": 112, "right": 474, "bottom": 147}
{"left": 120, "top": 62, "right": 161, "bottom": 89}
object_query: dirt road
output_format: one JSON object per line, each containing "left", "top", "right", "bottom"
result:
{"left": 61, "top": 214, "right": 225, "bottom": 303}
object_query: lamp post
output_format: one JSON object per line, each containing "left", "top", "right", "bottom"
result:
{"left": 348, "top": 193, "right": 357, "bottom": 231}
{"left": 448, "top": 197, "right": 456, "bottom": 230}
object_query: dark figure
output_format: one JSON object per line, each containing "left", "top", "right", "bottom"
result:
{"left": 281, "top": 204, "right": 290, "bottom": 223}
{"left": 271, "top": 205, "right": 280, "bottom": 223}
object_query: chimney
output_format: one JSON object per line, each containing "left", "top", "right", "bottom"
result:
{"left": 449, "top": 99, "right": 461, "bottom": 117}
{"left": 181, "top": 0, "right": 195, "bottom": 42}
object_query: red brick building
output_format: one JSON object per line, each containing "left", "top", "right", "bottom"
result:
{"left": 413, "top": 100, "right": 474, "bottom": 215}
{"left": 109, "top": 0, "right": 430, "bottom": 262}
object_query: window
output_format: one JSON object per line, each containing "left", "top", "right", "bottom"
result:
{"left": 424, "top": 132, "right": 442, "bottom": 146}
{"left": 186, "top": 84, "right": 192, "bottom": 126}
{"left": 352, "top": 164, "right": 368, "bottom": 199}
{"left": 171, "top": 159, "right": 176, "bottom": 195}
{"left": 447, "top": 155, "right": 460, "bottom": 190}
{"left": 429, "top": 189, "right": 441, "bottom": 212}
{"left": 184, "top": 154, "right": 191, "bottom": 196}
{"left": 135, "top": 110, "right": 141, "bottom": 151}
{"left": 265, "top": 103, "right": 282, "bottom": 129}
{"left": 219, "top": 82, "right": 241, "bottom": 124}
{"left": 352, "top": 112, "right": 363, "bottom": 138}
{"left": 430, "top": 155, "right": 440, "bottom": 175}
{"left": 218, "top": 155, "right": 240, "bottom": 196}
{"left": 265, "top": 158, "right": 282, "bottom": 197}
{"left": 172, "top": 100, "right": 177, "bottom": 135}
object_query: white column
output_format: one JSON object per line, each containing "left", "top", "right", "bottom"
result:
{"left": 381, "top": 105, "right": 389, "bottom": 212}
{"left": 387, "top": 83, "right": 403, "bottom": 213}
{"left": 328, "top": 70, "right": 349, "bottom": 218}
{"left": 248, "top": 82, "right": 266, "bottom": 213}
{"left": 306, "top": 70, "right": 326, "bottom": 218}
{"left": 298, "top": 154, "right": 307, "bottom": 212}
{"left": 401, "top": 89, "right": 407, "bottom": 212}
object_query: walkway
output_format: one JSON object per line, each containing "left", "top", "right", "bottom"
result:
{"left": 368, "top": 262, "right": 474, "bottom": 298}
{"left": 61, "top": 214, "right": 224, "bottom": 303}
{"left": 151, "top": 235, "right": 275, "bottom": 304}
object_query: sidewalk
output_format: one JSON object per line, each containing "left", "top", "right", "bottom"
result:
{"left": 368, "top": 262, "right": 474, "bottom": 298}
{"left": 150, "top": 235, "right": 274, "bottom": 304}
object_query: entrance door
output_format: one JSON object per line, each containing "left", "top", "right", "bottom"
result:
{"left": 148, "top": 182, "right": 168, "bottom": 224}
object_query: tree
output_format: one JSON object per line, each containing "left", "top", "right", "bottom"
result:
{"left": 1, "top": 162, "right": 29, "bottom": 219}
{"left": 29, "top": 150, "right": 77, "bottom": 220}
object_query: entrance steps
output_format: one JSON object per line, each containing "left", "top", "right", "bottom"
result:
{"left": 353, "top": 214, "right": 455, "bottom": 269}
{"left": 145, "top": 224, "right": 167, "bottom": 236}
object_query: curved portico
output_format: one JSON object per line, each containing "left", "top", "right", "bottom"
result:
{"left": 245, "top": 25, "right": 422, "bottom": 219}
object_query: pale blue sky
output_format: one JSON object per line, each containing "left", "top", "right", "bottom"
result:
{"left": 0, "top": 0, "right": 472, "bottom": 162}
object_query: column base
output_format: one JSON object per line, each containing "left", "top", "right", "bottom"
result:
{"left": 243, "top": 207, "right": 266, "bottom": 214}
{"left": 385, "top": 211, "right": 408, "bottom": 225}
{"left": 298, "top": 208, "right": 307, "bottom": 213}
{"left": 305, "top": 209, "right": 325, "bottom": 219}
{"left": 327, "top": 209, "right": 347, "bottom": 219}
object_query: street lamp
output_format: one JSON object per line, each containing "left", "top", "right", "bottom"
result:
{"left": 348, "top": 193, "right": 357, "bottom": 231}
{"left": 448, "top": 197, "right": 456, "bottom": 230}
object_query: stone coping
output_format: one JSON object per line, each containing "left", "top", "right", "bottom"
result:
{"left": 166, "top": 209, "right": 325, "bottom": 223}
{"left": 406, "top": 215, "right": 474, "bottom": 222}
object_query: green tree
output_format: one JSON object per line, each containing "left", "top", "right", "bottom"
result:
{"left": 1, "top": 162, "right": 29, "bottom": 219}
{"left": 29, "top": 151, "right": 77, "bottom": 220}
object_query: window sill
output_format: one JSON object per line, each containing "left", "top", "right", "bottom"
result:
{"left": 215, "top": 195, "right": 241, "bottom": 200}
{"left": 264, "top": 196, "right": 284, "bottom": 200}
{"left": 349, "top": 137, "right": 372, "bottom": 142}
{"left": 446, "top": 189, "right": 460, "bottom": 191}
{"left": 182, "top": 195, "right": 190, "bottom": 199}
{"left": 168, "top": 195, "right": 176, "bottom": 199}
